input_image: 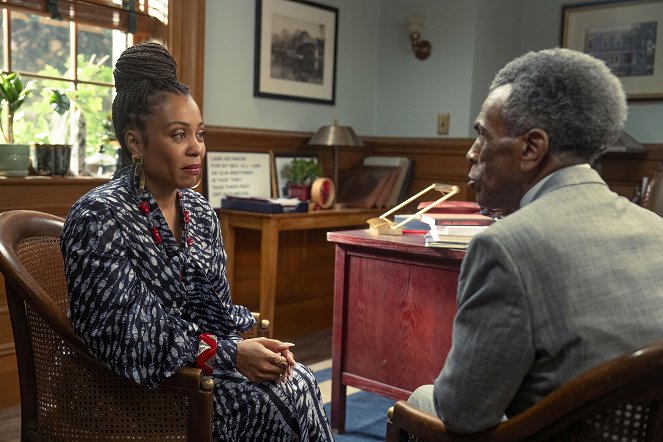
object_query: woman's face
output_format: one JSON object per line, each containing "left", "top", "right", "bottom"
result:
{"left": 138, "top": 93, "right": 205, "bottom": 197}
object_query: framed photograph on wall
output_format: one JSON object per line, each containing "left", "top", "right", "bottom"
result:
{"left": 254, "top": 0, "right": 338, "bottom": 104}
{"left": 562, "top": 0, "right": 663, "bottom": 100}
{"left": 273, "top": 152, "right": 320, "bottom": 198}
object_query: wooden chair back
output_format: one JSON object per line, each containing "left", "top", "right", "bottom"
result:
{"left": 387, "top": 340, "right": 663, "bottom": 441}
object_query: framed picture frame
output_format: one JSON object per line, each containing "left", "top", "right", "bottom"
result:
{"left": 254, "top": 0, "right": 338, "bottom": 104}
{"left": 205, "top": 151, "right": 272, "bottom": 208}
{"left": 562, "top": 0, "right": 663, "bottom": 100}
{"left": 273, "top": 152, "right": 320, "bottom": 198}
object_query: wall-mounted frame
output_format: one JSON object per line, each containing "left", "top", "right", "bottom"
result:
{"left": 254, "top": 0, "right": 338, "bottom": 104}
{"left": 205, "top": 151, "right": 272, "bottom": 208}
{"left": 273, "top": 152, "right": 320, "bottom": 198}
{"left": 562, "top": 0, "right": 663, "bottom": 100}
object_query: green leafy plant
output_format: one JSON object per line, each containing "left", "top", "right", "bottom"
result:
{"left": 0, "top": 71, "right": 32, "bottom": 143}
{"left": 283, "top": 158, "right": 322, "bottom": 185}
{"left": 47, "top": 89, "right": 71, "bottom": 144}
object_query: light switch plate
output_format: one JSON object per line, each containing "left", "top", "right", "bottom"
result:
{"left": 437, "top": 113, "right": 450, "bottom": 135}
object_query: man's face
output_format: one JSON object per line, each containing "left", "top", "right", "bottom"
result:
{"left": 466, "top": 85, "right": 528, "bottom": 211}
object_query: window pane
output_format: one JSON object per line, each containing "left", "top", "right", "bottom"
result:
{"left": 76, "top": 84, "right": 114, "bottom": 157}
{"left": 11, "top": 11, "right": 71, "bottom": 77}
{"left": 0, "top": 13, "right": 4, "bottom": 71}
{"left": 77, "top": 23, "right": 114, "bottom": 82}
{"left": 12, "top": 78, "right": 72, "bottom": 145}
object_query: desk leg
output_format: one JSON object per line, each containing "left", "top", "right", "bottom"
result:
{"left": 259, "top": 219, "right": 278, "bottom": 338}
{"left": 220, "top": 216, "right": 236, "bottom": 294}
{"left": 330, "top": 366, "right": 347, "bottom": 433}
{"left": 331, "top": 244, "right": 347, "bottom": 433}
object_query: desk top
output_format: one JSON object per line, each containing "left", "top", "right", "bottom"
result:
{"left": 218, "top": 208, "right": 382, "bottom": 231}
{"left": 327, "top": 229, "right": 465, "bottom": 261}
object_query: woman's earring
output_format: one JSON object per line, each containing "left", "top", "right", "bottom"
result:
{"left": 131, "top": 154, "right": 145, "bottom": 197}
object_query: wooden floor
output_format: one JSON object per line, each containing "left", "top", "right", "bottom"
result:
{"left": 0, "top": 327, "right": 332, "bottom": 442}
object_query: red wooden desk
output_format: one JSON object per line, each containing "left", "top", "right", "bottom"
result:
{"left": 326, "top": 229, "right": 465, "bottom": 433}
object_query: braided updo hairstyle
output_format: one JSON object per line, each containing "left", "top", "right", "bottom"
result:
{"left": 112, "top": 41, "right": 190, "bottom": 156}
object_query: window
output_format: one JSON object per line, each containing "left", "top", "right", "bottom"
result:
{"left": 1, "top": 0, "right": 167, "bottom": 164}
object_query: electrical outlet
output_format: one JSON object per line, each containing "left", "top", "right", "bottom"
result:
{"left": 437, "top": 113, "right": 450, "bottom": 135}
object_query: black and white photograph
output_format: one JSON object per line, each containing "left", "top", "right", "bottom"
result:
{"left": 254, "top": 0, "right": 338, "bottom": 104}
{"left": 563, "top": 0, "right": 663, "bottom": 100}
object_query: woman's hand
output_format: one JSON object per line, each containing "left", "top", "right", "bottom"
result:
{"left": 236, "top": 337, "right": 296, "bottom": 383}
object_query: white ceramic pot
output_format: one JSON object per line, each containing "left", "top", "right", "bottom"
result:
{"left": 0, "top": 144, "right": 30, "bottom": 177}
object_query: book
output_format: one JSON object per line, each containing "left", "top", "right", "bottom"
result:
{"left": 424, "top": 234, "right": 470, "bottom": 250}
{"left": 420, "top": 212, "right": 494, "bottom": 227}
{"left": 374, "top": 167, "right": 400, "bottom": 208}
{"left": 394, "top": 214, "right": 430, "bottom": 231}
{"left": 429, "top": 224, "right": 490, "bottom": 240}
{"left": 337, "top": 165, "right": 400, "bottom": 209}
{"left": 417, "top": 200, "right": 481, "bottom": 214}
{"left": 363, "top": 156, "right": 414, "bottom": 206}
{"left": 221, "top": 196, "right": 308, "bottom": 213}
{"left": 428, "top": 234, "right": 473, "bottom": 244}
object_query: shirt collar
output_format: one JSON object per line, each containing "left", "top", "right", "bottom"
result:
{"left": 519, "top": 163, "right": 591, "bottom": 208}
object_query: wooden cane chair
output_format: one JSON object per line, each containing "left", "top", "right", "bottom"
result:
{"left": 0, "top": 210, "right": 269, "bottom": 442}
{"left": 386, "top": 340, "right": 663, "bottom": 441}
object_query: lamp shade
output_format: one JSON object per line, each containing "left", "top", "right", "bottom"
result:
{"left": 308, "top": 120, "right": 364, "bottom": 147}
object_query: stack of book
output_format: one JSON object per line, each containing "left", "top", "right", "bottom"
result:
{"left": 420, "top": 212, "right": 494, "bottom": 250}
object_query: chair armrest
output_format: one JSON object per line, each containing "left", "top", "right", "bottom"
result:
{"left": 240, "top": 312, "right": 270, "bottom": 339}
{"left": 387, "top": 400, "right": 450, "bottom": 441}
{"left": 162, "top": 367, "right": 206, "bottom": 391}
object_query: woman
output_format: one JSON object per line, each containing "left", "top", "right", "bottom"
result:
{"left": 61, "top": 41, "right": 333, "bottom": 441}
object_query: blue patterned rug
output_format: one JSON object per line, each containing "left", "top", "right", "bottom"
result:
{"left": 314, "top": 366, "right": 395, "bottom": 441}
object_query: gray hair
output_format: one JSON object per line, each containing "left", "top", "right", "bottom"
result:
{"left": 490, "top": 48, "right": 627, "bottom": 162}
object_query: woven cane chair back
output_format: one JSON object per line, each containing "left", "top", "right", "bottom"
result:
{"left": 0, "top": 210, "right": 213, "bottom": 442}
{"left": 386, "top": 340, "right": 663, "bottom": 441}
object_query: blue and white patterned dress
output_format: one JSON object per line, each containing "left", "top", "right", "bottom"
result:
{"left": 61, "top": 167, "right": 334, "bottom": 441}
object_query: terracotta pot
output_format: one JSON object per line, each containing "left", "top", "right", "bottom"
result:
{"left": 288, "top": 183, "right": 311, "bottom": 201}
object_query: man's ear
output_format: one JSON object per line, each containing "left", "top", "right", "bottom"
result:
{"left": 520, "top": 128, "right": 548, "bottom": 172}
{"left": 125, "top": 129, "right": 142, "bottom": 156}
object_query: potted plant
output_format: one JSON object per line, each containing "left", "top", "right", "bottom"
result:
{"left": 0, "top": 71, "right": 32, "bottom": 177}
{"left": 283, "top": 158, "right": 322, "bottom": 201}
{"left": 33, "top": 89, "right": 72, "bottom": 176}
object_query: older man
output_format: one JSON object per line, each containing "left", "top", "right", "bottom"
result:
{"left": 409, "top": 48, "right": 663, "bottom": 433}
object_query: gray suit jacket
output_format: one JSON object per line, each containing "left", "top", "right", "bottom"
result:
{"left": 434, "top": 165, "right": 663, "bottom": 433}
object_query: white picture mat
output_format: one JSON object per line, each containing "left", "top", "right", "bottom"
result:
{"left": 563, "top": 0, "right": 663, "bottom": 99}
{"left": 258, "top": 0, "right": 336, "bottom": 102}
{"left": 206, "top": 151, "right": 272, "bottom": 208}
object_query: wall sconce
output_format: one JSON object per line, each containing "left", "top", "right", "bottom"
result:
{"left": 407, "top": 16, "right": 431, "bottom": 60}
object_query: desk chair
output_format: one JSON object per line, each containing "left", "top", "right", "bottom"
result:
{"left": 643, "top": 170, "right": 663, "bottom": 217}
{"left": 386, "top": 340, "right": 663, "bottom": 441}
{"left": 0, "top": 210, "right": 269, "bottom": 441}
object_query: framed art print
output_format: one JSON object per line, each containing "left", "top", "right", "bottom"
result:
{"left": 562, "top": 0, "right": 663, "bottom": 100}
{"left": 254, "top": 0, "right": 338, "bottom": 104}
